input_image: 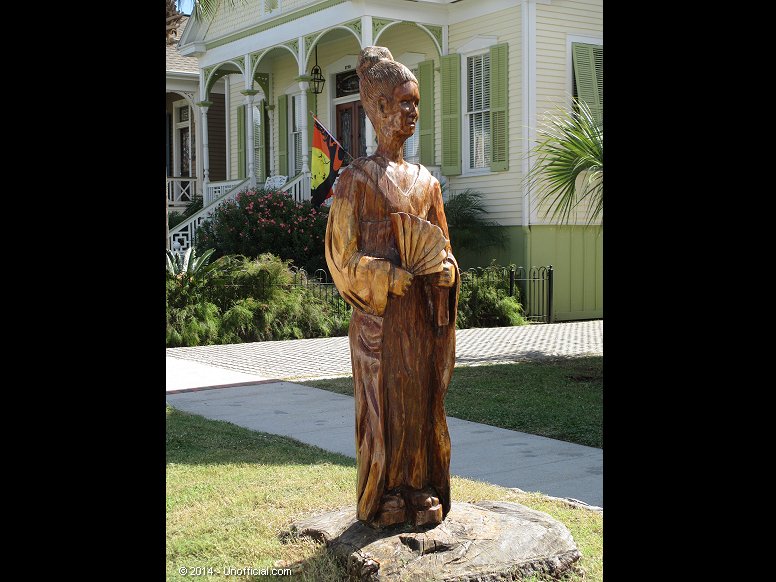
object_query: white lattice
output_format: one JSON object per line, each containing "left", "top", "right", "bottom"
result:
{"left": 169, "top": 178, "right": 249, "bottom": 253}
{"left": 167, "top": 177, "right": 197, "bottom": 208}
{"left": 206, "top": 179, "right": 243, "bottom": 206}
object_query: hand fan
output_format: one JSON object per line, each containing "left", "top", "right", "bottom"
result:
{"left": 389, "top": 212, "right": 448, "bottom": 276}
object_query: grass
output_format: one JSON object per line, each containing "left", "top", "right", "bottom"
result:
{"left": 300, "top": 357, "right": 603, "bottom": 448}
{"left": 166, "top": 405, "right": 602, "bottom": 581}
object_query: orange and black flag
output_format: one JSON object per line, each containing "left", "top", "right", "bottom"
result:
{"left": 311, "top": 114, "right": 350, "bottom": 206}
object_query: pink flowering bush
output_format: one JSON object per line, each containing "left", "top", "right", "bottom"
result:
{"left": 196, "top": 188, "right": 330, "bottom": 273}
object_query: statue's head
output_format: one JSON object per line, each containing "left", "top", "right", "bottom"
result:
{"left": 357, "top": 46, "right": 419, "bottom": 144}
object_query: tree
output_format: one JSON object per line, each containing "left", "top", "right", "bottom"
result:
{"left": 524, "top": 97, "right": 603, "bottom": 225}
{"left": 166, "top": 0, "right": 184, "bottom": 44}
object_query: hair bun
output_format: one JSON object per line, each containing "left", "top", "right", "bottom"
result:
{"left": 357, "top": 46, "right": 394, "bottom": 79}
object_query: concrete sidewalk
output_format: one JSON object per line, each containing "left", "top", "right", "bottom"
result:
{"left": 166, "top": 321, "right": 603, "bottom": 508}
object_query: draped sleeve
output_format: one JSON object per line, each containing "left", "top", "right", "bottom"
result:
{"left": 426, "top": 176, "right": 459, "bottom": 277}
{"left": 325, "top": 165, "right": 394, "bottom": 317}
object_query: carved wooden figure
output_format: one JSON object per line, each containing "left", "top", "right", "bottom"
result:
{"left": 325, "top": 46, "right": 460, "bottom": 528}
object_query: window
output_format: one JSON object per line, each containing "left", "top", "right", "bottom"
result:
{"left": 440, "top": 42, "right": 506, "bottom": 176}
{"left": 289, "top": 93, "right": 303, "bottom": 176}
{"left": 571, "top": 42, "right": 603, "bottom": 125}
{"left": 173, "top": 100, "right": 195, "bottom": 180}
{"left": 465, "top": 53, "right": 491, "bottom": 171}
{"left": 403, "top": 67, "right": 420, "bottom": 163}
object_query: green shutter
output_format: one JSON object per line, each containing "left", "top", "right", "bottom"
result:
{"left": 307, "top": 90, "right": 317, "bottom": 164}
{"left": 440, "top": 53, "right": 461, "bottom": 176}
{"left": 255, "top": 99, "right": 266, "bottom": 182}
{"left": 572, "top": 43, "right": 603, "bottom": 125}
{"left": 277, "top": 94, "right": 288, "bottom": 176}
{"left": 237, "top": 104, "right": 246, "bottom": 179}
{"left": 489, "top": 43, "right": 509, "bottom": 172}
{"left": 418, "top": 59, "right": 436, "bottom": 167}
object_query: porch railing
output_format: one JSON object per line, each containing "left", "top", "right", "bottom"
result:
{"left": 281, "top": 172, "right": 311, "bottom": 203}
{"left": 168, "top": 171, "right": 312, "bottom": 253}
{"left": 168, "top": 178, "right": 249, "bottom": 253}
{"left": 167, "top": 177, "right": 197, "bottom": 209}
{"left": 205, "top": 179, "right": 244, "bottom": 207}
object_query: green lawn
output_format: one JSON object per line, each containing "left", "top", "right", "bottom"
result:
{"left": 166, "top": 406, "right": 603, "bottom": 581}
{"left": 301, "top": 357, "right": 603, "bottom": 448}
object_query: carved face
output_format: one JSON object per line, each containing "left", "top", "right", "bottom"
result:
{"left": 379, "top": 81, "right": 420, "bottom": 140}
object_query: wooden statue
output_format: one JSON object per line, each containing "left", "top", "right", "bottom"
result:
{"left": 325, "top": 46, "right": 460, "bottom": 528}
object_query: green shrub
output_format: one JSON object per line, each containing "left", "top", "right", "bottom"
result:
{"left": 166, "top": 301, "right": 221, "bottom": 347}
{"left": 168, "top": 194, "right": 203, "bottom": 229}
{"left": 195, "top": 189, "right": 329, "bottom": 273}
{"left": 457, "top": 264, "right": 527, "bottom": 329}
{"left": 165, "top": 252, "right": 351, "bottom": 347}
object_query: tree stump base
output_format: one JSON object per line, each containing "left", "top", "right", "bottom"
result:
{"left": 287, "top": 500, "right": 581, "bottom": 581}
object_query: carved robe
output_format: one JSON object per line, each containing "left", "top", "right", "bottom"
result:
{"left": 324, "top": 157, "right": 460, "bottom": 523}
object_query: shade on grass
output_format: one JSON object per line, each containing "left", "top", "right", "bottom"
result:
{"left": 166, "top": 405, "right": 602, "bottom": 581}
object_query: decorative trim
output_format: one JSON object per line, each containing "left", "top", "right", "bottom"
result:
{"left": 250, "top": 48, "right": 271, "bottom": 75}
{"left": 204, "top": 0, "right": 348, "bottom": 51}
{"left": 416, "top": 24, "right": 442, "bottom": 56}
{"left": 372, "top": 18, "right": 397, "bottom": 40}
{"left": 240, "top": 89, "right": 260, "bottom": 95}
{"left": 304, "top": 32, "right": 318, "bottom": 56}
{"left": 254, "top": 72, "right": 271, "bottom": 99}
{"left": 204, "top": 66, "right": 238, "bottom": 97}
{"left": 284, "top": 39, "right": 299, "bottom": 56}
{"left": 345, "top": 18, "right": 361, "bottom": 36}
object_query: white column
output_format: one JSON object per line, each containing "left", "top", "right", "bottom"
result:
{"left": 297, "top": 37, "right": 310, "bottom": 175}
{"left": 199, "top": 104, "right": 211, "bottom": 186}
{"left": 299, "top": 80, "right": 309, "bottom": 173}
{"left": 361, "top": 17, "right": 376, "bottom": 155}
{"left": 243, "top": 92, "right": 256, "bottom": 187}
{"left": 361, "top": 15, "right": 373, "bottom": 48}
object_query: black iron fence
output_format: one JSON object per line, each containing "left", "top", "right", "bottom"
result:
{"left": 459, "top": 265, "right": 554, "bottom": 323}
{"left": 288, "top": 264, "right": 554, "bottom": 323}
{"left": 289, "top": 268, "right": 350, "bottom": 316}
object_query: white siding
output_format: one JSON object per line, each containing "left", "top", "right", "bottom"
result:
{"left": 269, "top": 48, "right": 302, "bottom": 177}
{"left": 448, "top": 6, "right": 522, "bottom": 227}
{"left": 204, "top": 1, "right": 326, "bottom": 43}
{"left": 376, "top": 23, "right": 441, "bottom": 169}
{"left": 533, "top": 0, "right": 603, "bottom": 225}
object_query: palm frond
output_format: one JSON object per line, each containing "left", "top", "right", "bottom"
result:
{"left": 192, "top": 0, "right": 244, "bottom": 21}
{"left": 524, "top": 97, "right": 603, "bottom": 225}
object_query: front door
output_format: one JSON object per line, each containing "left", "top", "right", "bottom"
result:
{"left": 336, "top": 101, "right": 367, "bottom": 164}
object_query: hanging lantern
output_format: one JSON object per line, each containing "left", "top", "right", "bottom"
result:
{"left": 310, "top": 45, "right": 325, "bottom": 95}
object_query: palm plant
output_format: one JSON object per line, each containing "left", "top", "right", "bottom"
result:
{"left": 442, "top": 187, "right": 508, "bottom": 252}
{"left": 524, "top": 97, "right": 603, "bottom": 225}
{"left": 190, "top": 0, "right": 244, "bottom": 20}
{"left": 166, "top": 247, "right": 218, "bottom": 279}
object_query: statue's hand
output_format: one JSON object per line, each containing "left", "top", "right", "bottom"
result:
{"left": 430, "top": 261, "right": 456, "bottom": 288}
{"left": 389, "top": 265, "right": 414, "bottom": 296}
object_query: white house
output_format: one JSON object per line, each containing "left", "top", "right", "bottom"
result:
{"left": 169, "top": 0, "right": 603, "bottom": 320}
